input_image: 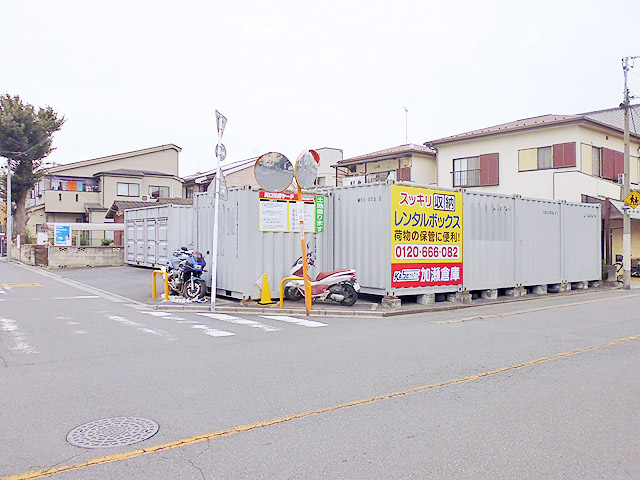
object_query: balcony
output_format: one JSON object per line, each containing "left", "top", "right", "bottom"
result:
{"left": 43, "top": 190, "right": 101, "bottom": 213}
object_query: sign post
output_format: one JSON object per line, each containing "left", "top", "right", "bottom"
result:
{"left": 210, "top": 110, "right": 227, "bottom": 311}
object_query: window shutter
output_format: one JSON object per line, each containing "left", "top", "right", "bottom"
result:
{"left": 602, "top": 148, "right": 615, "bottom": 180}
{"left": 552, "top": 142, "right": 576, "bottom": 168}
{"left": 563, "top": 143, "right": 576, "bottom": 167}
{"left": 480, "top": 153, "right": 499, "bottom": 186}
{"left": 552, "top": 144, "right": 565, "bottom": 168}
{"left": 614, "top": 151, "right": 624, "bottom": 180}
{"left": 397, "top": 167, "right": 411, "bottom": 181}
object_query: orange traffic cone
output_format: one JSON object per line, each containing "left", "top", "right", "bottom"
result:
{"left": 257, "top": 273, "right": 276, "bottom": 306}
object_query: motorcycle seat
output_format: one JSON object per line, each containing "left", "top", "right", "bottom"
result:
{"left": 315, "top": 269, "right": 351, "bottom": 281}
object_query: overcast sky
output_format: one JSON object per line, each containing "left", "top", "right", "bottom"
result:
{"left": 3, "top": 0, "right": 639, "bottom": 176}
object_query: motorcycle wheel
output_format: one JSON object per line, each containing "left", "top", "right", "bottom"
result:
{"left": 339, "top": 283, "right": 357, "bottom": 306}
{"left": 184, "top": 279, "right": 206, "bottom": 300}
{"left": 284, "top": 285, "right": 303, "bottom": 301}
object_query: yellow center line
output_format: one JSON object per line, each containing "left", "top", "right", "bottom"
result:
{"left": 431, "top": 292, "right": 640, "bottom": 324}
{"left": 3, "top": 334, "right": 638, "bottom": 480}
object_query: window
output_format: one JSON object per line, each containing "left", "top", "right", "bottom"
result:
{"left": 117, "top": 182, "right": 140, "bottom": 197}
{"left": 453, "top": 154, "right": 498, "bottom": 187}
{"left": 149, "top": 185, "right": 170, "bottom": 199}
{"left": 592, "top": 147, "right": 602, "bottom": 177}
{"left": 185, "top": 186, "right": 194, "bottom": 199}
{"left": 519, "top": 143, "right": 576, "bottom": 171}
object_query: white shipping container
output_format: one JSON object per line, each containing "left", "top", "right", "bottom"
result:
{"left": 124, "top": 204, "right": 194, "bottom": 268}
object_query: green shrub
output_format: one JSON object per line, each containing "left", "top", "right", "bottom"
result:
{"left": 101, "top": 238, "right": 113, "bottom": 246}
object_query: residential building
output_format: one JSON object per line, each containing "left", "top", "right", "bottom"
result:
{"left": 428, "top": 106, "right": 640, "bottom": 202}
{"left": 27, "top": 144, "right": 183, "bottom": 245}
{"left": 333, "top": 144, "right": 437, "bottom": 186}
{"left": 425, "top": 105, "right": 640, "bottom": 263}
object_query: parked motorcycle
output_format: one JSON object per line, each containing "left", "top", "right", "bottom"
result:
{"left": 167, "top": 247, "right": 207, "bottom": 300}
{"left": 284, "top": 254, "right": 360, "bottom": 306}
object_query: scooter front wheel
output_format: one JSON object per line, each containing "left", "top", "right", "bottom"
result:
{"left": 284, "top": 285, "right": 303, "bottom": 301}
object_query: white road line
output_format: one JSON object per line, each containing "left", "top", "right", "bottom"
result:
{"left": 191, "top": 324, "right": 235, "bottom": 337}
{"left": 0, "top": 317, "right": 39, "bottom": 354}
{"left": 52, "top": 295, "right": 100, "bottom": 300}
{"left": 260, "top": 315, "right": 327, "bottom": 328}
{"left": 107, "top": 315, "right": 176, "bottom": 341}
{"left": 198, "top": 313, "right": 281, "bottom": 332}
{"left": 141, "top": 311, "right": 173, "bottom": 317}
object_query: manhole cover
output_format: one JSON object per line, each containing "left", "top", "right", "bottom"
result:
{"left": 66, "top": 416, "right": 159, "bottom": 449}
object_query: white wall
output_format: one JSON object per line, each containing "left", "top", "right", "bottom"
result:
{"left": 435, "top": 123, "right": 639, "bottom": 202}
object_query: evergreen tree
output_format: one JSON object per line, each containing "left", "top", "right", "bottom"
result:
{"left": 0, "top": 94, "right": 65, "bottom": 237}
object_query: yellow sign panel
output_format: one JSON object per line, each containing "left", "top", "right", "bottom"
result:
{"left": 391, "top": 185, "right": 463, "bottom": 288}
{"left": 624, "top": 190, "right": 640, "bottom": 209}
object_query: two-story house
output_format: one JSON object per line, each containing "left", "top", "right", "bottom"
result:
{"left": 426, "top": 105, "right": 640, "bottom": 262}
{"left": 333, "top": 144, "right": 437, "bottom": 186}
{"left": 27, "top": 144, "right": 183, "bottom": 245}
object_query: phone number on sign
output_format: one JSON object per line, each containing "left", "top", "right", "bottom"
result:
{"left": 394, "top": 244, "right": 460, "bottom": 260}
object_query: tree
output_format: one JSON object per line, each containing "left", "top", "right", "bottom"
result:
{"left": 0, "top": 94, "right": 65, "bottom": 237}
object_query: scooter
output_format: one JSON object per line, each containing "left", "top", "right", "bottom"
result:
{"left": 283, "top": 254, "right": 360, "bottom": 306}
{"left": 167, "top": 247, "right": 207, "bottom": 300}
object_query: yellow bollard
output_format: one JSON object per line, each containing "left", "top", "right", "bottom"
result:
{"left": 279, "top": 276, "right": 304, "bottom": 309}
{"left": 152, "top": 270, "right": 169, "bottom": 300}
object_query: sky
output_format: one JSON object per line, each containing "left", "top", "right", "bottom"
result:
{"left": 3, "top": 0, "right": 639, "bottom": 177}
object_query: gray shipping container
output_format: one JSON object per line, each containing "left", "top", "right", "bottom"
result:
{"left": 194, "top": 187, "right": 333, "bottom": 300}
{"left": 331, "top": 183, "right": 600, "bottom": 296}
{"left": 194, "top": 182, "right": 601, "bottom": 299}
{"left": 124, "top": 204, "right": 194, "bottom": 268}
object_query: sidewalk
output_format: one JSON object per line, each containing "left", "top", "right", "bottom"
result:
{"left": 39, "top": 263, "right": 630, "bottom": 318}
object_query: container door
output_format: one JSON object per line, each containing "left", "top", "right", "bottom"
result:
{"left": 135, "top": 220, "right": 145, "bottom": 264}
{"left": 146, "top": 219, "right": 157, "bottom": 266}
{"left": 157, "top": 219, "right": 168, "bottom": 266}
{"left": 125, "top": 221, "right": 136, "bottom": 263}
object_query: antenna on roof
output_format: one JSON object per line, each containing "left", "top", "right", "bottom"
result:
{"left": 403, "top": 106, "right": 409, "bottom": 145}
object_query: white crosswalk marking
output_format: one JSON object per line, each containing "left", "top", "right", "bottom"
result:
{"left": 0, "top": 317, "right": 38, "bottom": 354}
{"left": 191, "top": 324, "right": 235, "bottom": 337}
{"left": 198, "top": 313, "right": 281, "bottom": 332}
{"left": 108, "top": 315, "right": 176, "bottom": 341}
{"left": 260, "top": 315, "right": 327, "bottom": 328}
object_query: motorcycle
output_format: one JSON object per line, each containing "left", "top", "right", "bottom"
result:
{"left": 284, "top": 253, "right": 360, "bottom": 306}
{"left": 167, "top": 247, "right": 207, "bottom": 300}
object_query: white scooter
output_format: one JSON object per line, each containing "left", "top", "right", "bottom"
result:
{"left": 284, "top": 254, "right": 360, "bottom": 306}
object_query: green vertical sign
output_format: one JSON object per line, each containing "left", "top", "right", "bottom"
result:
{"left": 315, "top": 195, "right": 325, "bottom": 232}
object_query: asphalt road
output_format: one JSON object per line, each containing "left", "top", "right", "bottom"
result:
{"left": 1, "top": 260, "right": 638, "bottom": 479}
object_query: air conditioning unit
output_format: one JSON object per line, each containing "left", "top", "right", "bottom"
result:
{"left": 141, "top": 195, "right": 149, "bottom": 201}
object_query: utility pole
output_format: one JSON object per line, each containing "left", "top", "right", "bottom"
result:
{"left": 621, "top": 56, "right": 638, "bottom": 289}
{"left": 6, "top": 158, "right": 11, "bottom": 262}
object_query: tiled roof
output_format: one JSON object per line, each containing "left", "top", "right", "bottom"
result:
{"left": 105, "top": 198, "right": 193, "bottom": 218}
{"left": 183, "top": 157, "right": 258, "bottom": 183}
{"left": 581, "top": 104, "right": 640, "bottom": 135}
{"left": 428, "top": 106, "right": 640, "bottom": 146}
{"left": 337, "top": 144, "right": 436, "bottom": 166}
{"left": 429, "top": 115, "right": 582, "bottom": 145}
{"left": 93, "top": 168, "right": 179, "bottom": 178}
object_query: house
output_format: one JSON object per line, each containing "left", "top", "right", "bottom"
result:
{"left": 428, "top": 106, "right": 640, "bottom": 202}
{"left": 333, "top": 144, "right": 437, "bottom": 186}
{"left": 425, "top": 105, "right": 640, "bottom": 263}
{"left": 27, "top": 144, "right": 183, "bottom": 245}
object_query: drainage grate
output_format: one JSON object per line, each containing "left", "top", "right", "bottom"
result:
{"left": 66, "top": 416, "right": 159, "bottom": 449}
